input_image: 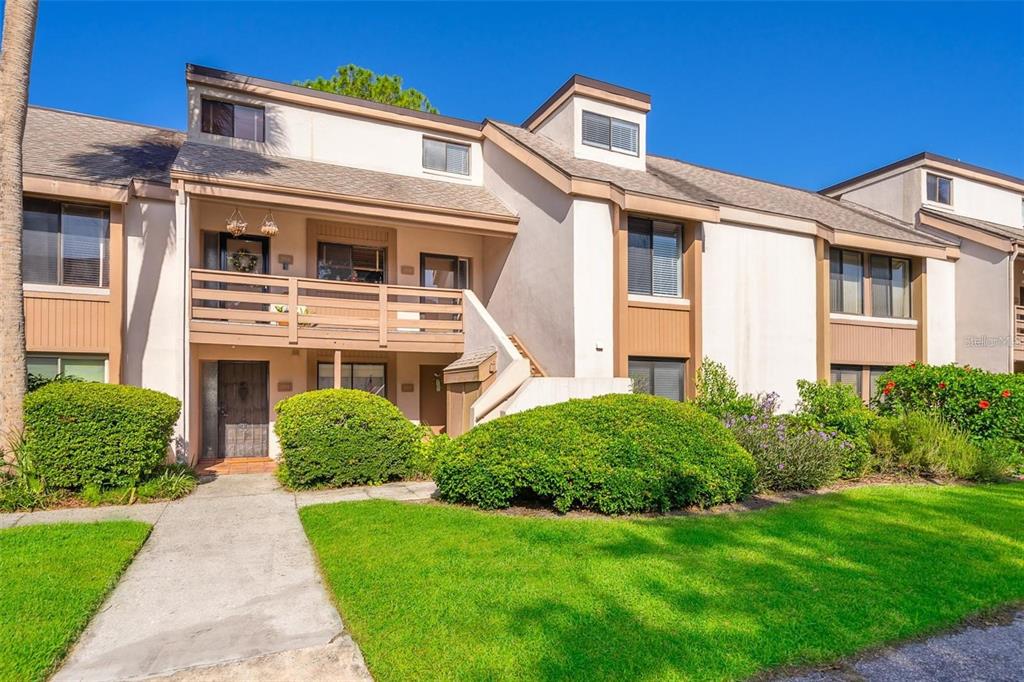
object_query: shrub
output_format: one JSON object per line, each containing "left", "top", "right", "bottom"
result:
{"left": 435, "top": 393, "right": 756, "bottom": 514}
{"left": 868, "top": 411, "right": 1007, "bottom": 480}
{"left": 26, "top": 372, "right": 83, "bottom": 393}
{"left": 23, "top": 382, "right": 180, "bottom": 489}
{"left": 275, "top": 389, "right": 421, "bottom": 489}
{"left": 874, "top": 364, "right": 1024, "bottom": 444}
{"left": 727, "top": 393, "right": 850, "bottom": 492}
{"left": 793, "top": 380, "right": 876, "bottom": 477}
{"left": 694, "top": 359, "right": 757, "bottom": 420}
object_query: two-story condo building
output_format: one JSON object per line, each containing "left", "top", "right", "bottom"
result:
{"left": 20, "top": 64, "right": 1014, "bottom": 467}
{"left": 822, "top": 153, "right": 1024, "bottom": 374}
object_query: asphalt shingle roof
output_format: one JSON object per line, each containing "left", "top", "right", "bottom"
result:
{"left": 920, "top": 207, "right": 1023, "bottom": 242}
{"left": 492, "top": 120, "right": 951, "bottom": 247}
{"left": 24, "top": 106, "right": 184, "bottom": 187}
{"left": 172, "top": 142, "right": 515, "bottom": 217}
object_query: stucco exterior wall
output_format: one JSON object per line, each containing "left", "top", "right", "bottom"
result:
{"left": 124, "top": 196, "right": 184, "bottom": 400}
{"left": 921, "top": 171, "right": 1024, "bottom": 228}
{"left": 925, "top": 257, "right": 957, "bottom": 365}
{"left": 839, "top": 170, "right": 919, "bottom": 223}
{"left": 956, "top": 239, "right": 1013, "bottom": 372}
{"left": 571, "top": 198, "right": 615, "bottom": 377}
{"left": 701, "top": 221, "right": 817, "bottom": 408}
{"left": 481, "top": 141, "right": 576, "bottom": 376}
{"left": 532, "top": 99, "right": 574, "bottom": 150}
{"left": 186, "top": 84, "right": 484, "bottom": 185}
{"left": 567, "top": 95, "right": 646, "bottom": 171}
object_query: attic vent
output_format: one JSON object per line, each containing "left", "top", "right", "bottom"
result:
{"left": 581, "top": 110, "right": 639, "bottom": 155}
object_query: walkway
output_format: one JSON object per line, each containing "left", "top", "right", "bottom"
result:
{"left": 32, "top": 474, "right": 405, "bottom": 681}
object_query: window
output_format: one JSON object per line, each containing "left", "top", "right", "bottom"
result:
{"left": 926, "top": 173, "right": 952, "bottom": 205}
{"left": 421, "top": 253, "right": 469, "bottom": 290}
{"left": 628, "top": 217, "right": 682, "bottom": 297}
{"left": 317, "top": 362, "right": 386, "bottom": 395}
{"left": 23, "top": 198, "right": 109, "bottom": 287}
{"left": 201, "top": 98, "right": 265, "bottom": 142}
{"left": 581, "top": 111, "right": 639, "bottom": 155}
{"left": 829, "top": 248, "right": 863, "bottom": 315}
{"left": 830, "top": 365, "right": 863, "bottom": 398}
{"left": 422, "top": 138, "right": 470, "bottom": 175}
{"left": 629, "top": 358, "right": 684, "bottom": 401}
{"left": 870, "top": 255, "right": 911, "bottom": 318}
{"left": 868, "top": 367, "right": 892, "bottom": 401}
{"left": 317, "top": 242, "right": 386, "bottom": 283}
{"left": 27, "top": 354, "right": 106, "bottom": 383}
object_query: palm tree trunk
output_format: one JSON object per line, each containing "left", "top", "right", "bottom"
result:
{"left": 0, "top": 0, "right": 38, "bottom": 438}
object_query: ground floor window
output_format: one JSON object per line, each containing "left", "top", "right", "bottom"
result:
{"left": 27, "top": 354, "right": 106, "bottom": 383}
{"left": 830, "top": 364, "right": 893, "bottom": 401}
{"left": 317, "top": 362, "right": 387, "bottom": 395}
{"left": 628, "top": 357, "right": 684, "bottom": 401}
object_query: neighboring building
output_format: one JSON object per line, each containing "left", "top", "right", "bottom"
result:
{"left": 823, "top": 153, "right": 1024, "bottom": 374}
{"left": 22, "top": 64, "right": 1013, "bottom": 467}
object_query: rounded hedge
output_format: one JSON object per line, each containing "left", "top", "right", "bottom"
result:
{"left": 275, "top": 389, "right": 421, "bottom": 488}
{"left": 24, "top": 382, "right": 181, "bottom": 489}
{"left": 435, "top": 393, "right": 757, "bottom": 514}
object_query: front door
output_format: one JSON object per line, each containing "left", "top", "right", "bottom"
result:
{"left": 419, "top": 364, "right": 447, "bottom": 434}
{"left": 217, "top": 361, "right": 269, "bottom": 458}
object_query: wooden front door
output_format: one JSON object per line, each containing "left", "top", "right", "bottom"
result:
{"left": 419, "top": 364, "right": 447, "bottom": 434}
{"left": 217, "top": 361, "right": 269, "bottom": 458}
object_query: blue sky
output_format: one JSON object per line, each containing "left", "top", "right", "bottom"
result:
{"left": 16, "top": 1, "right": 1024, "bottom": 189}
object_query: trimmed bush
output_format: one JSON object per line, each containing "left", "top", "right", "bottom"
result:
{"left": 694, "top": 359, "right": 757, "bottom": 420}
{"left": 275, "top": 389, "right": 421, "bottom": 489}
{"left": 24, "top": 382, "right": 180, "bottom": 489}
{"left": 874, "top": 364, "right": 1024, "bottom": 443}
{"left": 435, "top": 393, "right": 756, "bottom": 514}
{"left": 793, "top": 380, "right": 876, "bottom": 477}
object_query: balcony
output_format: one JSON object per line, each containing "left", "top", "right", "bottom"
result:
{"left": 189, "top": 269, "right": 464, "bottom": 353}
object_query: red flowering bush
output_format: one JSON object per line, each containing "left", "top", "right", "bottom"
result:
{"left": 873, "top": 364, "right": 1024, "bottom": 444}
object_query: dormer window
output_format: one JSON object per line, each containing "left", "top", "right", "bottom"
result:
{"left": 581, "top": 111, "right": 639, "bottom": 156}
{"left": 926, "top": 173, "right": 952, "bottom": 205}
{"left": 201, "top": 98, "right": 265, "bottom": 142}
{"left": 422, "top": 138, "right": 470, "bottom": 175}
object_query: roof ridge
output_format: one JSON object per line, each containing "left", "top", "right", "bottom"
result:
{"left": 29, "top": 104, "right": 184, "bottom": 136}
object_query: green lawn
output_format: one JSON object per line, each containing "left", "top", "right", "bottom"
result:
{"left": 301, "top": 483, "right": 1024, "bottom": 682}
{"left": 0, "top": 521, "right": 151, "bottom": 682}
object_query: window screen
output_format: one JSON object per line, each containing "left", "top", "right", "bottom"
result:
{"left": 870, "top": 256, "right": 911, "bottom": 319}
{"left": 422, "top": 138, "right": 471, "bottom": 175}
{"left": 200, "top": 99, "right": 265, "bottom": 142}
{"left": 23, "top": 198, "right": 109, "bottom": 287}
{"left": 926, "top": 173, "right": 952, "bottom": 204}
{"left": 27, "top": 355, "right": 106, "bottom": 383}
{"left": 629, "top": 358, "right": 684, "bottom": 401}
{"left": 628, "top": 218, "right": 682, "bottom": 296}
{"left": 317, "top": 362, "right": 386, "bottom": 395}
{"left": 830, "top": 365, "right": 862, "bottom": 397}
{"left": 582, "top": 111, "right": 639, "bottom": 155}
{"left": 829, "top": 248, "right": 863, "bottom": 314}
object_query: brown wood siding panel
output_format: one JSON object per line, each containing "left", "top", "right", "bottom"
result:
{"left": 625, "top": 304, "right": 691, "bottom": 358}
{"left": 830, "top": 321, "right": 916, "bottom": 366}
{"left": 25, "top": 294, "right": 110, "bottom": 353}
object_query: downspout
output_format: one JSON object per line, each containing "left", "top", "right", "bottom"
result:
{"left": 1011, "top": 242, "right": 1019, "bottom": 372}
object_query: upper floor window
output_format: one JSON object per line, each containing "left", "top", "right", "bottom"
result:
{"left": 926, "top": 173, "right": 952, "bottom": 205}
{"left": 422, "top": 138, "right": 470, "bottom": 175}
{"left": 24, "top": 197, "right": 109, "bottom": 288}
{"left": 581, "top": 111, "right": 639, "bottom": 155}
{"left": 829, "top": 248, "right": 863, "bottom": 314}
{"left": 201, "top": 98, "right": 265, "bottom": 142}
{"left": 830, "top": 248, "right": 911, "bottom": 319}
{"left": 870, "top": 255, "right": 911, "bottom": 318}
{"left": 628, "top": 218, "right": 682, "bottom": 297}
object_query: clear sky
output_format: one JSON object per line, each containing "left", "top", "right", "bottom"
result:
{"left": 15, "top": 1, "right": 1024, "bottom": 189}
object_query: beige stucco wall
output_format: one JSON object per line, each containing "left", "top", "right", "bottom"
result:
{"left": 919, "top": 171, "right": 1024, "bottom": 228}
{"left": 838, "top": 169, "right": 920, "bottom": 224}
{"left": 571, "top": 198, "right": 615, "bottom": 377}
{"left": 701, "top": 221, "right": 818, "bottom": 409}
{"left": 186, "top": 83, "right": 484, "bottom": 186}
{"left": 956, "top": 239, "right": 1013, "bottom": 372}
{"left": 482, "top": 141, "right": 576, "bottom": 376}
{"left": 926, "top": 257, "right": 957, "bottom": 365}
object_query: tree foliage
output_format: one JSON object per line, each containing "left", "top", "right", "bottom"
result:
{"left": 297, "top": 64, "right": 438, "bottom": 114}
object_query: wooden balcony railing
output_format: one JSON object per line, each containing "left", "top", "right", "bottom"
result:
{"left": 189, "top": 269, "right": 464, "bottom": 353}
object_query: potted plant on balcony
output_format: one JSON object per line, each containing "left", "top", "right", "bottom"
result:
{"left": 270, "top": 303, "right": 310, "bottom": 327}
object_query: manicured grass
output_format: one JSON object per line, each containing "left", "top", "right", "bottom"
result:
{"left": 301, "top": 483, "right": 1024, "bottom": 681}
{"left": 0, "top": 521, "right": 151, "bottom": 681}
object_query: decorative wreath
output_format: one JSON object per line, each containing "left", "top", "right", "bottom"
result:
{"left": 229, "top": 248, "right": 259, "bottom": 273}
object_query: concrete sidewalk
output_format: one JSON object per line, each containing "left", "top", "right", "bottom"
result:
{"left": 50, "top": 474, "right": 372, "bottom": 681}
